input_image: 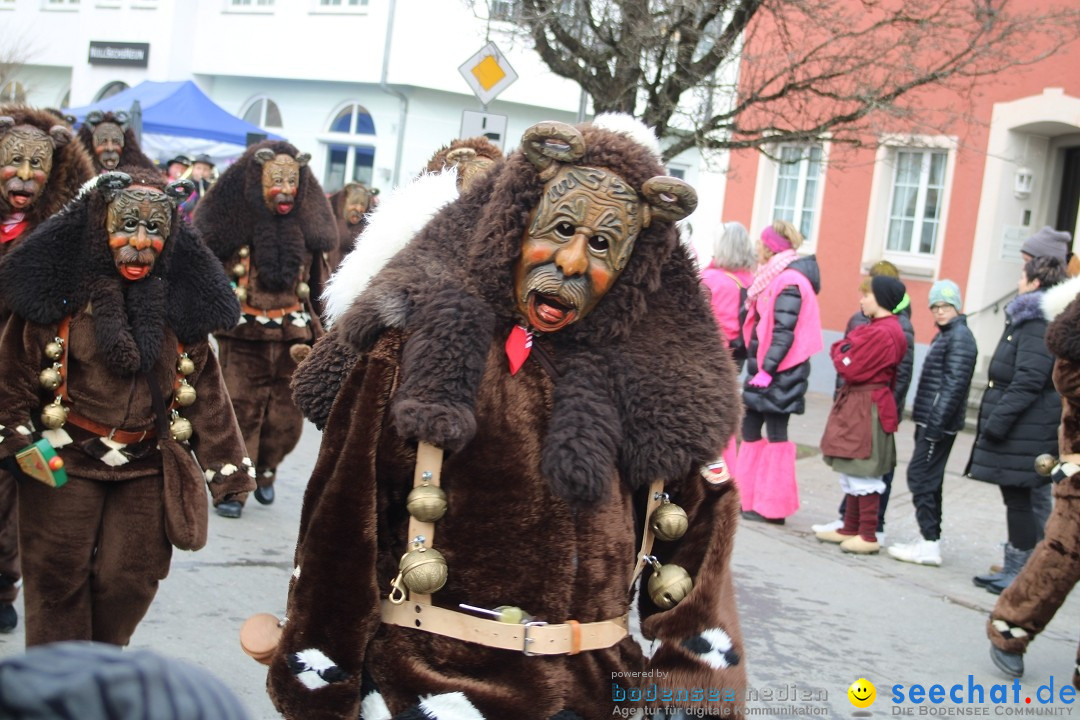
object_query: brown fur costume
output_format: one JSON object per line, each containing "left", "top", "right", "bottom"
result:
{"left": 76, "top": 111, "right": 159, "bottom": 175}
{"left": 0, "top": 104, "right": 94, "bottom": 620}
{"left": 988, "top": 274, "right": 1080, "bottom": 686}
{"left": 325, "top": 182, "right": 377, "bottom": 275}
{"left": 0, "top": 168, "right": 253, "bottom": 645}
{"left": 195, "top": 141, "right": 336, "bottom": 497}
{"left": 270, "top": 119, "right": 745, "bottom": 719}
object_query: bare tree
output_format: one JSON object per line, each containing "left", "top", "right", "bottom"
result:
{"left": 473, "top": 0, "right": 1080, "bottom": 161}
{"left": 0, "top": 29, "right": 38, "bottom": 104}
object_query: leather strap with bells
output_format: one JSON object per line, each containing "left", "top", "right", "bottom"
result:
{"left": 388, "top": 441, "right": 445, "bottom": 605}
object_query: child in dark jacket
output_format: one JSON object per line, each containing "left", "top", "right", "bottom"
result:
{"left": 817, "top": 276, "right": 909, "bottom": 554}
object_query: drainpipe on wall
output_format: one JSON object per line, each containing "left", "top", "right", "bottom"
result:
{"left": 380, "top": 0, "right": 408, "bottom": 188}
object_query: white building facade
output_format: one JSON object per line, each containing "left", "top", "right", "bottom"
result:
{"left": 1, "top": 0, "right": 727, "bottom": 234}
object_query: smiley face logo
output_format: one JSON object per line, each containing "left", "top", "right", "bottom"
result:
{"left": 848, "top": 678, "right": 876, "bottom": 708}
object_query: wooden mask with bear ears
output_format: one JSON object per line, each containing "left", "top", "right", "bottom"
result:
{"left": 255, "top": 147, "right": 310, "bottom": 215}
{"left": 0, "top": 116, "right": 73, "bottom": 214}
{"left": 99, "top": 171, "right": 194, "bottom": 280}
{"left": 85, "top": 111, "right": 129, "bottom": 172}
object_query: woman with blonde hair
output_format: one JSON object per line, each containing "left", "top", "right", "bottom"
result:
{"left": 736, "top": 220, "right": 823, "bottom": 524}
{"left": 701, "top": 221, "right": 756, "bottom": 371}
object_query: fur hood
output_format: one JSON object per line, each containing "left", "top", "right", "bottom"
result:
{"left": 1006, "top": 289, "right": 1047, "bottom": 324}
{"left": 195, "top": 140, "right": 336, "bottom": 292}
{"left": 0, "top": 104, "right": 95, "bottom": 227}
{"left": 330, "top": 117, "right": 740, "bottom": 501}
{"left": 0, "top": 169, "right": 240, "bottom": 374}
{"left": 1045, "top": 275, "right": 1080, "bottom": 363}
{"left": 76, "top": 111, "right": 159, "bottom": 174}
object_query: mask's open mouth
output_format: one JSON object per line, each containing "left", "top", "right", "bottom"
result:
{"left": 119, "top": 264, "right": 150, "bottom": 281}
{"left": 7, "top": 191, "right": 32, "bottom": 209}
{"left": 526, "top": 291, "right": 577, "bottom": 333}
{"left": 275, "top": 199, "right": 294, "bottom": 215}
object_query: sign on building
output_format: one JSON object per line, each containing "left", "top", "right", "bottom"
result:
{"left": 458, "top": 42, "right": 518, "bottom": 107}
{"left": 88, "top": 42, "right": 150, "bottom": 68}
{"left": 460, "top": 110, "right": 508, "bottom": 150}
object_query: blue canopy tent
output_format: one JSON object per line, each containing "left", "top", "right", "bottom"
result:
{"left": 66, "top": 80, "right": 285, "bottom": 167}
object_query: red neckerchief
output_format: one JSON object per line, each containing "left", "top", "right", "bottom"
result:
{"left": 505, "top": 324, "right": 533, "bottom": 375}
{"left": 1, "top": 213, "right": 28, "bottom": 244}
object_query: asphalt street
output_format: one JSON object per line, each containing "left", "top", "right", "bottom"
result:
{"left": 2, "top": 392, "right": 1079, "bottom": 720}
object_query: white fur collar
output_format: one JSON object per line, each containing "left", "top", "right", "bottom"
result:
{"left": 1041, "top": 274, "right": 1080, "bottom": 322}
{"left": 322, "top": 169, "right": 460, "bottom": 326}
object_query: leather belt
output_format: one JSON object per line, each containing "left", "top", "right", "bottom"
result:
{"left": 241, "top": 302, "right": 302, "bottom": 319}
{"left": 65, "top": 411, "right": 155, "bottom": 444}
{"left": 380, "top": 599, "right": 628, "bottom": 655}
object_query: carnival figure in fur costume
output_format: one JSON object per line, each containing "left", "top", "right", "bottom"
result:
{"left": 195, "top": 141, "right": 336, "bottom": 516}
{"left": 987, "top": 273, "right": 1080, "bottom": 683}
{"left": 76, "top": 111, "right": 158, "bottom": 175}
{"left": 295, "top": 136, "right": 505, "bottom": 428}
{"left": 258, "top": 116, "right": 746, "bottom": 720}
{"left": 0, "top": 104, "right": 95, "bottom": 634}
{"left": 324, "top": 181, "right": 378, "bottom": 278}
{"left": 0, "top": 168, "right": 254, "bottom": 647}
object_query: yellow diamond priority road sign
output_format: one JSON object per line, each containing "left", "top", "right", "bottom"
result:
{"left": 459, "top": 42, "right": 518, "bottom": 106}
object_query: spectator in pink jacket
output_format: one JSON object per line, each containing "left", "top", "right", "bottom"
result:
{"left": 701, "top": 221, "right": 755, "bottom": 372}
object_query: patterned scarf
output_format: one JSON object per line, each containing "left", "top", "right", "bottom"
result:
{"left": 745, "top": 248, "right": 798, "bottom": 309}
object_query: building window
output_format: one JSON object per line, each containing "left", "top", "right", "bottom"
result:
{"left": 885, "top": 149, "right": 948, "bottom": 256}
{"left": 0, "top": 0, "right": 14, "bottom": 9}
{"left": 321, "top": 103, "right": 376, "bottom": 192}
{"left": 317, "top": 0, "right": 366, "bottom": 6}
{"left": 1, "top": 82, "right": 26, "bottom": 103}
{"left": 771, "top": 144, "right": 823, "bottom": 244}
{"left": 43, "top": 0, "right": 80, "bottom": 8}
{"left": 226, "top": 0, "right": 273, "bottom": 9}
{"left": 490, "top": 0, "right": 518, "bottom": 20}
{"left": 94, "top": 81, "right": 129, "bottom": 101}
{"left": 242, "top": 97, "right": 283, "bottom": 129}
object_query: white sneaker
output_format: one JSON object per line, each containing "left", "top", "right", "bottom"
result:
{"left": 887, "top": 539, "right": 942, "bottom": 566}
{"left": 876, "top": 531, "right": 886, "bottom": 545}
{"left": 811, "top": 519, "right": 843, "bottom": 533}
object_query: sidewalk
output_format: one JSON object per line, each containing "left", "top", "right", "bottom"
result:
{"left": 754, "top": 389, "right": 1077, "bottom": 615}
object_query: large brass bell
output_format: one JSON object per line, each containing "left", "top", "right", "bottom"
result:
{"left": 40, "top": 399, "right": 69, "bottom": 430}
{"left": 38, "top": 366, "right": 62, "bottom": 391}
{"left": 170, "top": 415, "right": 193, "bottom": 442}
{"left": 234, "top": 286, "right": 248, "bottom": 303}
{"left": 232, "top": 262, "right": 247, "bottom": 278}
{"left": 296, "top": 282, "right": 311, "bottom": 300}
{"left": 646, "top": 557, "right": 692, "bottom": 610}
{"left": 1035, "top": 454, "right": 1058, "bottom": 477}
{"left": 406, "top": 472, "right": 447, "bottom": 522}
{"left": 649, "top": 494, "right": 688, "bottom": 542}
{"left": 389, "top": 540, "right": 447, "bottom": 602}
{"left": 177, "top": 354, "right": 195, "bottom": 376}
{"left": 44, "top": 340, "right": 64, "bottom": 360}
{"left": 238, "top": 246, "right": 250, "bottom": 259}
{"left": 175, "top": 381, "right": 197, "bottom": 407}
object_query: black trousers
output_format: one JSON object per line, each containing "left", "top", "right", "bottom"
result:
{"left": 742, "top": 409, "right": 790, "bottom": 443}
{"left": 906, "top": 426, "right": 957, "bottom": 541}
{"left": 1000, "top": 485, "right": 1039, "bottom": 551}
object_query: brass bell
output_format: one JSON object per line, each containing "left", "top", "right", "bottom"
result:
{"left": 234, "top": 286, "right": 248, "bottom": 303}
{"left": 296, "top": 282, "right": 310, "bottom": 300}
{"left": 177, "top": 354, "right": 195, "bottom": 376}
{"left": 399, "top": 544, "right": 448, "bottom": 595}
{"left": 406, "top": 482, "right": 447, "bottom": 522}
{"left": 650, "top": 495, "right": 688, "bottom": 542}
{"left": 1035, "top": 454, "right": 1058, "bottom": 477}
{"left": 238, "top": 246, "right": 250, "bottom": 258}
{"left": 175, "top": 381, "right": 197, "bottom": 407}
{"left": 44, "top": 340, "right": 63, "bottom": 360}
{"left": 646, "top": 558, "right": 692, "bottom": 610}
{"left": 170, "top": 415, "right": 193, "bottom": 442}
{"left": 38, "top": 366, "right": 62, "bottom": 391}
{"left": 40, "top": 400, "right": 69, "bottom": 430}
{"left": 232, "top": 262, "right": 247, "bottom": 278}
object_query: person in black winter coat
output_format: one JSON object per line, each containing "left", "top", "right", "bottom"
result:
{"left": 888, "top": 279, "right": 977, "bottom": 567}
{"left": 968, "top": 256, "right": 1066, "bottom": 594}
{"left": 814, "top": 260, "right": 915, "bottom": 540}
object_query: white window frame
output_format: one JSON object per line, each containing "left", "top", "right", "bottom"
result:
{"left": 1, "top": 81, "right": 27, "bottom": 102}
{"left": 42, "top": 0, "right": 80, "bottom": 9}
{"left": 223, "top": 0, "right": 274, "bottom": 13}
{"left": 240, "top": 95, "right": 283, "bottom": 130}
{"left": 863, "top": 134, "right": 957, "bottom": 278}
{"left": 318, "top": 101, "right": 377, "bottom": 192}
{"left": 750, "top": 140, "right": 828, "bottom": 254}
{"left": 310, "top": 0, "right": 368, "bottom": 13}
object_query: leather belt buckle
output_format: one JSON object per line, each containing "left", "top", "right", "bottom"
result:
{"left": 522, "top": 620, "right": 548, "bottom": 656}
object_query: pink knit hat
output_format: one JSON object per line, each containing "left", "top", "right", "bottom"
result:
{"left": 761, "top": 226, "right": 792, "bottom": 253}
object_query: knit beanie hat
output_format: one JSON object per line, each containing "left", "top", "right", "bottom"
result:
{"left": 871, "top": 276, "right": 908, "bottom": 314}
{"left": 928, "top": 279, "right": 963, "bottom": 311}
{"left": 1021, "top": 226, "right": 1071, "bottom": 264}
{"left": 0, "top": 642, "right": 251, "bottom": 720}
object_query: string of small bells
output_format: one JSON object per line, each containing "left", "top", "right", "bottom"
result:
{"left": 386, "top": 477, "right": 694, "bottom": 610}
{"left": 38, "top": 335, "right": 197, "bottom": 442}
{"left": 231, "top": 245, "right": 310, "bottom": 304}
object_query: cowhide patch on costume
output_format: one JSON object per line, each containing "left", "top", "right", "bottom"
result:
{"left": 391, "top": 692, "right": 485, "bottom": 720}
{"left": 681, "top": 627, "right": 740, "bottom": 669}
{"left": 237, "top": 310, "right": 310, "bottom": 330}
{"left": 361, "top": 689, "right": 391, "bottom": 720}
{"left": 991, "top": 619, "right": 1030, "bottom": 640}
{"left": 285, "top": 648, "right": 349, "bottom": 690}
